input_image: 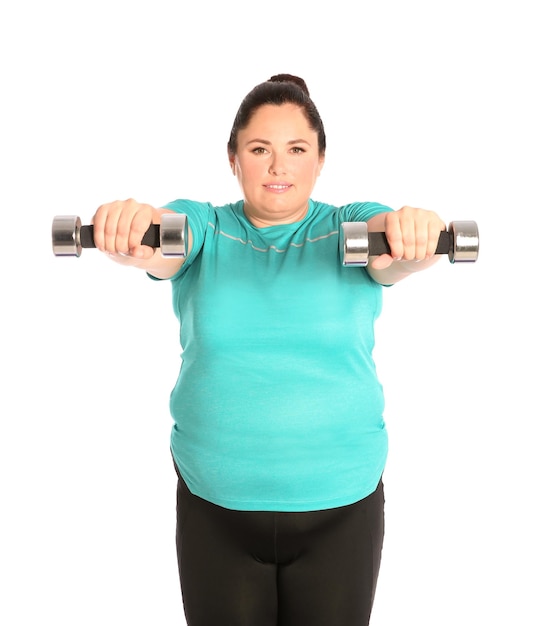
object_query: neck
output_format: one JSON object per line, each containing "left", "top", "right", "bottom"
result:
{"left": 243, "top": 201, "right": 309, "bottom": 228}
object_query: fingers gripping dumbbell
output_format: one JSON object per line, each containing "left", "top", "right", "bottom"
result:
{"left": 340, "top": 221, "right": 479, "bottom": 266}
{"left": 51, "top": 213, "right": 188, "bottom": 258}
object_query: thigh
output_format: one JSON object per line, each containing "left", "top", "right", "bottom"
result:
{"left": 277, "top": 481, "right": 385, "bottom": 626}
{"left": 175, "top": 471, "right": 278, "bottom": 626}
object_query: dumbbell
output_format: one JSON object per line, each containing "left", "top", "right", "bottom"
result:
{"left": 51, "top": 213, "right": 188, "bottom": 258}
{"left": 341, "top": 220, "right": 479, "bottom": 266}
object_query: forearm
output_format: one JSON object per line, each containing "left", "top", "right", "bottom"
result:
{"left": 366, "top": 254, "right": 442, "bottom": 285}
{"left": 106, "top": 245, "right": 186, "bottom": 278}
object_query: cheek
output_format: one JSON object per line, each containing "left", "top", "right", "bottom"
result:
{"left": 305, "top": 162, "right": 322, "bottom": 181}
{"left": 241, "top": 161, "right": 264, "bottom": 183}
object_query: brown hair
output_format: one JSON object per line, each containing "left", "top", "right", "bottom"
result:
{"left": 227, "top": 74, "right": 326, "bottom": 156}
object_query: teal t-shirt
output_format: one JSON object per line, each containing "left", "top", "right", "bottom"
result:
{"left": 161, "top": 198, "right": 392, "bottom": 512}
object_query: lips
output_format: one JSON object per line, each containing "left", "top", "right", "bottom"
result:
{"left": 264, "top": 183, "right": 292, "bottom": 192}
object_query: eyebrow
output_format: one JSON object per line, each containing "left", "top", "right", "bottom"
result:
{"left": 245, "top": 138, "right": 312, "bottom": 147}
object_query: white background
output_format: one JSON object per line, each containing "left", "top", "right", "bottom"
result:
{"left": 1, "top": 1, "right": 532, "bottom": 624}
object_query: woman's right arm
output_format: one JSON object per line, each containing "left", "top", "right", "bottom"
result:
{"left": 91, "top": 198, "right": 192, "bottom": 279}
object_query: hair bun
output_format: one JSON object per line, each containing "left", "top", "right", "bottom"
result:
{"left": 268, "top": 74, "right": 310, "bottom": 96}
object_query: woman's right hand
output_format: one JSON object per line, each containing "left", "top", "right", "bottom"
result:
{"left": 91, "top": 199, "right": 187, "bottom": 278}
{"left": 92, "top": 198, "right": 159, "bottom": 261}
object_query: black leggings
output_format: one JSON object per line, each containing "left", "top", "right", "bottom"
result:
{"left": 174, "top": 465, "right": 385, "bottom": 626}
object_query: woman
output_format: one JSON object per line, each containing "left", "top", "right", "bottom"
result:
{"left": 92, "top": 74, "right": 445, "bottom": 626}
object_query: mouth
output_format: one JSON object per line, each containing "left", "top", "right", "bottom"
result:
{"left": 264, "top": 184, "right": 292, "bottom": 192}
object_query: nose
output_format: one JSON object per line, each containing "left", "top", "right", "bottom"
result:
{"left": 268, "top": 152, "right": 286, "bottom": 176}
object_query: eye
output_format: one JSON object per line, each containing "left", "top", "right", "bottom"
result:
{"left": 290, "top": 146, "right": 306, "bottom": 154}
{"left": 251, "top": 146, "right": 267, "bottom": 154}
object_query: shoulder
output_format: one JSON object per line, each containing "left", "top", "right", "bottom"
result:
{"left": 339, "top": 201, "right": 394, "bottom": 223}
{"left": 163, "top": 198, "right": 214, "bottom": 217}
{"left": 164, "top": 199, "right": 243, "bottom": 216}
{"left": 310, "top": 199, "right": 394, "bottom": 223}
{"left": 163, "top": 199, "right": 245, "bottom": 231}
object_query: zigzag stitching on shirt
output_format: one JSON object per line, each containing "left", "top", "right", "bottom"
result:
{"left": 207, "top": 222, "right": 338, "bottom": 254}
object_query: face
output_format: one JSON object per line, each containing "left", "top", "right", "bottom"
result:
{"left": 228, "top": 103, "right": 325, "bottom": 227}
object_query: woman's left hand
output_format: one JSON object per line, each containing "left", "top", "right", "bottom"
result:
{"left": 370, "top": 206, "right": 446, "bottom": 270}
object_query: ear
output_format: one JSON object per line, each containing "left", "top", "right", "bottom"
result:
{"left": 317, "top": 153, "right": 326, "bottom": 176}
{"left": 228, "top": 150, "right": 236, "bottom": 175}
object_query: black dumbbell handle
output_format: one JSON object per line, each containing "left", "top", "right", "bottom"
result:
{"left": 79, "top": 224, "right": 161, "bottom": 249}
{"left": 368, "top": 230, "right": 451, "bottom": 256}
{"left": 80, "top": 225, "right": 451, "bottom": 254}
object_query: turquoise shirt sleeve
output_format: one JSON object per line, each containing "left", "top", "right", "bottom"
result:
{"left": 339, "top": 201, "right": 394, "bottom": 223}
{"left": 162, "top": 198, "right": 212, "bottom": 278}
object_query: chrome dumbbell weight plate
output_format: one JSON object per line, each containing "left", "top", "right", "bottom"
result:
{"left": 448, "top": 221, "right": 479, "bottom": 263}
{"left": 52, "top": 215, "right": 83, "bottom": 257}
{"left": 51, "top": 213, "right": 188, "bottom": 258}
{"left": 159, "top": 213, "right": 188, "bottom": 258}
{"left": 340, "top": 220, "right": 479, "bottom": 266}
{"left": 340, "top": 222, "right": 369, "bottom": 267}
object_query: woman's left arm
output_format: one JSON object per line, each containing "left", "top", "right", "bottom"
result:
{"left": 365, "top": 206, "right": 446, "bottom": 285}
